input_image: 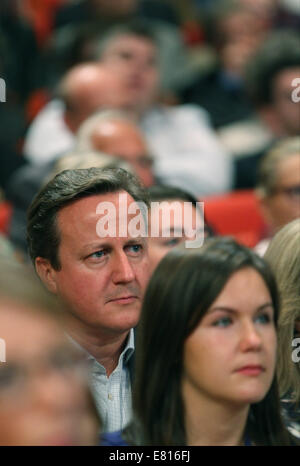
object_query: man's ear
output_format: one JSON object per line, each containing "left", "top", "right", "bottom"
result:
{"left": 35, "top": 257, "right": 58, "bottom": 294}
{"left": 63, "top": 111, "right": 77, "bottom": 133}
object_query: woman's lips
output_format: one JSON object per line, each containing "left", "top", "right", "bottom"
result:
{"left": 235, "top": 365, "right": 265, "bottom": 376}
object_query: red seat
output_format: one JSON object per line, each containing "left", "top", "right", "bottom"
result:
{"left": 203, "top": 190, "right": 267, "bottom": 248}
{"left": 22, "top": 0, "right": 66, "bottom": 45}
{"left": 0, "top": 202, "right": 12, "bottom": 236}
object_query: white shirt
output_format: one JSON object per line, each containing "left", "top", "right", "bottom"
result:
{"left": 24, "top": 100, "right": 233, "bottom": 197}
{"left": 87, "top": 329, "right": 135, "bottom": 433}
{"left": 141, "top": 105, "right": 233, "bottom": 197}
{"left": 24, "top": 99, "right": 74, "bottom": 164}
{"left": 67, "top": 328, "right": 135, "bottom": 433}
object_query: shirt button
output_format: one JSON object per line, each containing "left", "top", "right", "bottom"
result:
{"left": 108, "top": 393, "right": 113, "bottom": 401}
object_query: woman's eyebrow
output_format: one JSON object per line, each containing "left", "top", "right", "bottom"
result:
{"left": 207, "top": 302, "right": 274, "bottom": 314}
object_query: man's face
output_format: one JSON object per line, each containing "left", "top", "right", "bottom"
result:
{"left": 261, "top": 153, "right": 300, "bottom": 232}
{"left": 101, "top": 35, "right": 159, "bottom": 112}
{"left": 272, "top": 67, "right": 300, "bottom": 136}
{"left": 39, "top": 192, "right": 149, "bottom": 334}
{"left": 148, "top": 201, "right": 203, "bottom": 274}
{"left": 91, "top": 120, "right": 154, "bottom": 187}
{"left": 0, "top": 302, "right": 99, "bottom": 446}
{"left": 67, "top": 67, "right": 133, "bottom": 131}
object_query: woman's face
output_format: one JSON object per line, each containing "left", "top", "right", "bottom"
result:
{"left": 182, "top": 267, "right": 277, "bottom": 408}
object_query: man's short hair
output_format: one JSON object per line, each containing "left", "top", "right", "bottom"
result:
{"left": 245, "top": 30, "right": 300, "bottom": 107}
{"left": 27, "top": 167, "right": 149, "bottom": 270}
{"left": 95, "top": 19, "right": 157, "bottom": 59}
{"left": 256, "top": 137, "right": 300, "bottom": 198}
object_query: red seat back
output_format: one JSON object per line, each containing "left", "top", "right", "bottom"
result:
{"left": 0, "top": 202, "right": 12, "bottom": 236}
{"left": 203, "top": 190, "right": 267, "bottom": 248}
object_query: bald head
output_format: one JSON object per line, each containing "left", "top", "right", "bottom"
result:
{"left": 58, "top": 63, "right": 130, "bottom": 132}
{"left": 76, "top": 111, "right": 154, "bottom": 187}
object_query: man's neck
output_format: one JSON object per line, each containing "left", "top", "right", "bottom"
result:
{"left": 66, "top": 317, "right": 130, "bottom": 377}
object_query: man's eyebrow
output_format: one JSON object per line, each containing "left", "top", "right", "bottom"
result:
{"left": 125, "top": 237, "right": 147, "bottom": 246}
{"left": 81, "top": 242, "right": 111, "bottom": 254}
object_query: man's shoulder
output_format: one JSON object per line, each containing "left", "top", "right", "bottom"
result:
{"left": 144, "top": 104, "right": 210, "bottom": 127}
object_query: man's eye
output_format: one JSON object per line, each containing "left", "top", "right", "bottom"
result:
{"left": 89, "top": 250, "right": 105, "bottom": 259}
{"left": 212, "top": 317, "right": 232, "bottom": 327}
{"left": 119, "top": 51, "right": 133, "bottom": 61}
{"left": 164, "top": 238, "right": 181, "bottom": 248}
{"left": 127, "top": 244, "right": 143, "bottom": 254}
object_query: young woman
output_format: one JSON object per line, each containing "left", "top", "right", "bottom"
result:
{"left": 264, "top": 219, "right": 300, "bottom": 438}
{"left": 103, "top": 237, "right": 295, "bottom": 445}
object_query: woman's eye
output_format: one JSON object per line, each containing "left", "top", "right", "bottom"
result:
{"left": 213, "top": 317, "right": 232, "bottom": 327}
{"left": 255, "top": 313, "right": 271, "bottom": 324}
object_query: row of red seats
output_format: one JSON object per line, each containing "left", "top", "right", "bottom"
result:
{"left": 0, "top": 190, "right": 267, "bottom": 247}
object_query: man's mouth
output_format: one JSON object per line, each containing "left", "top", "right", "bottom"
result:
{"left": 107, "top": 295, "right": 138, "bottom": 304}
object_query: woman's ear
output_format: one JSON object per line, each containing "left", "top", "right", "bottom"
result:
{"left": 35, "top": 257, "right": 58, "bottom": 294}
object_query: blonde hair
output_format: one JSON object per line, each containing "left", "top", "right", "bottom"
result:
{"left": 264, "top": 219, "right": 300, "bottom": 402}
{"left": 256, "top": 137, "right": 300, "bottom": 198}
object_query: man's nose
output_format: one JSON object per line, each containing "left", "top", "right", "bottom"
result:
{"left": 239, "top": 321, "right": 262, "bottom": 352}
{"left": 111, "top": 251, "right": 135, "bottom": 284}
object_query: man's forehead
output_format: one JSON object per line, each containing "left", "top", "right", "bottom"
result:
{"left": 57, "top": 191, "right": 147, "bottom": 241}
{"left": 106, "top": 34, "right": 156, "bottom": 54}
{"left": 59, "top": 191, "right": 134, "bottom": 216}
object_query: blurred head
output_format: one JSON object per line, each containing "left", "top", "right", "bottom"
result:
{"left": 97, "top": 22, "right": 159, "bottom": 113}
{"left": 256, "top": 137, "right": 300, "bottom": 233}
{"left": 57, "top": 62, "right": 132, "bottom": 132}
{"left": 88, "top": 0, "right": 137, "bottom": 18}
{"left": 246, "top": 30, "right": 300, "bottom": 135}
{"left": 271, "top": 66, "right": 300, "bottom": 136}
{"left": 264, "top": 219, "right": 300, "bottom": 403}
{"left": 206, "top": 0, "right": 268, "bottom": 75}
{"left": 76, "top": 110, "right": 154, "bottom": 186}
{"left": 0, "top": 259, "right": 100, "bottom": 446}
{"left": 147, "top": 185, "right": 213, "bottom": 274}
{"left": 27, "top": 167, "right": 150, "bottom": 335}
{"left": 132, "top": 237, "right": 287, "bottom": 445}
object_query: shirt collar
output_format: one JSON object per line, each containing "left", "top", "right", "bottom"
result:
{"left": 66, "top": 329, "right": 135, "bottom": 367}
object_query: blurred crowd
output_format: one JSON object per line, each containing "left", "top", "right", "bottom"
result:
{"left": 0, "top": 0, "right": 299, "bottom": 447}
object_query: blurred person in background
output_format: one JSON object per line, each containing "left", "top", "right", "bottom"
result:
{"left": 255, "top": 138, "right": 300, "bottom": 255}
{"left": 180, "top": 0, "right": 273, "bottom": 128}
{"left": 44, "top": 0, "right": 196, "bottom": 95}
{"left": 97, "top": 21, "right": 233, "bottom": 197}
{"left": 23, "top": 62, "right": 133, "bottom": 164}
{"left": 0, "top": 258, "right": 100, "bottom": 446}
{"left": 146, "top": 184, "right": 214, "bottom": 274}
{"left": 75, "top": 109, "right": 155, "bottom": 187}
{"left": 218, "top": 29, "right": 300, "bottom": 189}
{"left": 264, "top": 219, "right": 300, "bottom": 439}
